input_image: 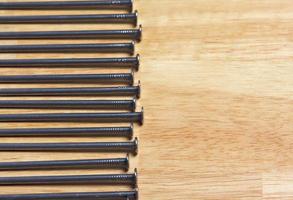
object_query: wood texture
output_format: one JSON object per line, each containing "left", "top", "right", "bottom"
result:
{"left": 0, "top": 0, "right": 292, "bottom": 199}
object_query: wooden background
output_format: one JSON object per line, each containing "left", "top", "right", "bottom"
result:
{"left": 0, "top": 0, "right": 292, "bottom": 199}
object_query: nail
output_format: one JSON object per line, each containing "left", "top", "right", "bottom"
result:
{"left": 0, "top": 110, "right": 144, "bottom": 124}
{"left": 0, "top": 170, "right": 138, "bottom": 187}
{"left": 0, "top": 26, "right": 142, "bottom": 41}
{"left": 0, "top": 12, "right": 138, "bottom": 26}
{"left": 0, "top": 42, "right": 135, "bottom": 54}
{"left": 0, "top": 99, "right": 137, "bottom": 111}
{"left": 0, "top": 138, "right": 139, "bottom": 154}
{"left": 0, "top": 55, "right": 140, "bottom": 71}
{"left": 0, "top": 156, "right": 129, "bottom": 171}
{"left": 0, "top": 73, "right": 134, "bottom": 85}
{"left": 0, "top": 190, "right": 138, "bottom": 200}
{"left": 0, "top": 0, "right": 133, "bottom": 11}
{"left": 0, "top": 125, "right": 134, "bottom": 139}
{"left": 0, "top": 85, "right": 141, "bottom": 98}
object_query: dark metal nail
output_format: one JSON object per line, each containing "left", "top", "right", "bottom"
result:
{"left": 0, "top": 110, "right": 144, "bottom": 124}
{"left": 0, "top": 190, "right": 138, "bottom": 200}
{"left": 0, "top": 99, "right": 136, "bottom": 111}
{"left": 0, "top": 156, "right": 129, "bottom": 171}
{"left": 0, "top": 170, "right": 138, "bottom": 187}
{"left": 0, "top": 0, "right": 133, "bottom": 11}
{"left": 0, "top": 138, "right": 138, "bottom": 154}
{"left": 0, "top": 26, "right": 142, "bottom": 41}
{"left": 0, "top": 12, "right": 138, "bottom": 26}
{"left": 0, "top": 73, "right": 134, "bottom": 85}
{"left": 0, "top": 42, "right": 135, "bottom": 54}
{"left": 0, "top": 125, "right": 134, "bottom": 139}
{"left": 0, "top": 55, "right": 140, "bottom": 71}
{"left": 0, "top": 84, "right": 141, "bottom": 98}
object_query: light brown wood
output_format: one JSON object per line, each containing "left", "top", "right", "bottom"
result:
{"left": 0, "top": 0, "right": 292, "bottom": 199}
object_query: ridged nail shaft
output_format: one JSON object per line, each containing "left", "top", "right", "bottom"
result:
{"left": 0, "top": 157, "right": 129, "bottom": 171}
{"left": 0, "top": 27, "right": 142, "bottom": 41}
{"left": 0, "top": 172, "right": 137, "bottom": 186}
{"left": 0, "top": 13, "right": 137, "bottom": 25}
{"left": 0, "top": 111, "right": 143, "bottom": 124}
{"left": 0, "top": 73, "right": 133, "bottom": 84}
{"left": 0, "top": 190, "right": 138, "bottom": 200}
{"left": 0, "top": 99, "right": 136, "bottom": 111}
{"left": 0, "top": 138, "right": 138, "bottom": 154}
{"left": 0, "top": 0, "right": 133, "bottom": 11}
{"left": 0, "top": 56, "right": 140, "bottom": 70}
{"left": 0, "top": 86, "right": 141, "bottom": 98}
{"left": 0, "top": 43, "right": 135, "bottom": 54}
{"left": 0, "top": 126, "right": 133, "bottom": 138}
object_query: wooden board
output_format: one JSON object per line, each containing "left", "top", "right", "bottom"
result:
{"left": 0, "top": 0, "right": 292, "bottom": 199}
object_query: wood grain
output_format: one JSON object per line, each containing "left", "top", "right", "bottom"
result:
{"left": 0, "top": 0, "right": 292, "bottom": 199}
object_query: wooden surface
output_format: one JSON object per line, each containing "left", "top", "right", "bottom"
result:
{"left": 0, "top": 0, "right": 292, "bottom": 199}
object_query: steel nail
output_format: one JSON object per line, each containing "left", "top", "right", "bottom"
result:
{"left": 0, "top": 125, "right": 134, "bottom": 139}
{"left": 0, "top": 55, "right": 140, "bottom": 70}
{"left": 0, "top": 99, "right": 136, "bottom": 111}
{"left": 0, "top": 12, "right": 138, "bottom": 26}
{"left": 0, "top": 26, "right": 142, "bottom": 41}
{"left": 0, "top": 169, "right": 138, "bottom": 187}
{"left": 0, "top": 138, "right": 138, "bottom": 154}
{"left": 0, "top": 73, "right": 134, "bottom": 85}
{"left": 0, "top": 190, "right": 138, "bottom": 200}
{"left": 0, "top": 156, "right": 129, "bottom": 171}
{"left": 0, "top": 0, "right": 134, "bottom": 11}
{"left": 0, "top": 42, "right": 135, "bottom": 54}
{"left": 0, "top": 84, "right": 141, "bottom": 98}
{"left": 0, "top": 110, "right": 144, "bottom": 124}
